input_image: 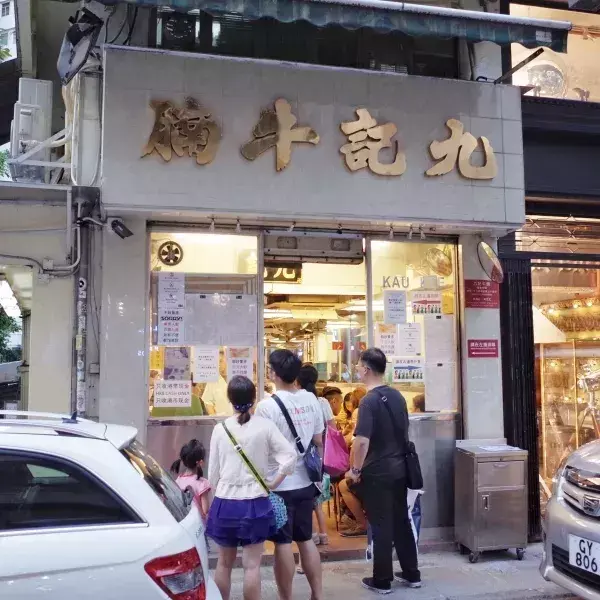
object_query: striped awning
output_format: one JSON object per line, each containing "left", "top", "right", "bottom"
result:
{"left": 97, "top": 0, "right": 571, "bottom": 52}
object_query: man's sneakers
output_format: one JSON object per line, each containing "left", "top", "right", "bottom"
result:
{"left": 361, "top": 578, "right": 392, "bottom": 595}
{"left": 394, "top": 572, "right": 422, "bottom": 588}
{"left": 362, "top": 573, "right": 423, "bottom": 594}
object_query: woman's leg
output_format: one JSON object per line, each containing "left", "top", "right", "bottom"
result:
{"left": 314, "top": 505, "right": 328, "bottom": 543}
{"left": 215, "top": 546, "right": 237, "bottom": 600}
{"left": 241, "top": 543, "right": 264, "bottom": 600}
{"left": 339, "top": 478, "right": 367, "bottom": 529}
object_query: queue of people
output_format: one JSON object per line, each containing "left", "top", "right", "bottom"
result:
{"left": 171, "top": 346, "right": 421, "bottom": 599}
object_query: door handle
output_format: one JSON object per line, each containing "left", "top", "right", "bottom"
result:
{"left": 483, "top": 495, "right": 490, "bottom": 510}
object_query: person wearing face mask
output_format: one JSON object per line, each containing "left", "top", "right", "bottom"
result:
{"left": 346, "top": 347, "right": 421, "bottom": 595}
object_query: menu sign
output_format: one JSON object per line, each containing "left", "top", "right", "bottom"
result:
{"left": 465, "top": 280, "right": 499, "bottom": 309}
{"left": 468, "top": 339, "right": 499, "bottom": 358}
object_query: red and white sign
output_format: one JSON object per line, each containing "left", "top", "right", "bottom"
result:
{"left": 465, "top": 280, "right": 500, "bottom": 309}
{"left": 468, "top": 339, "right": 499, "bottom": 358}
{"left": 332, "top": 341, "right": 345, "bottom": 351}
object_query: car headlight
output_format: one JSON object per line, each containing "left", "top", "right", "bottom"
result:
{"left": 565, "top": 466, "right": 600, "bottom": 493}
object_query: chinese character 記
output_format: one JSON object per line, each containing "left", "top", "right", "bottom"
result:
{"left": 425, "top": 119, "right": 497, "bottom": 180}
{"left": 340, "top": 108, "right": 407, "bottom": 176}
{"left": 142, "top": 97, "right": 221, "bottom": 166}
{"left": 241, "top": 98, "right": 320, "bottom": 171}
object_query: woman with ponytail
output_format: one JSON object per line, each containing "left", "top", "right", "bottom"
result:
{"left": 206, "top": 375, "right": 296, "bottom": 600}
{"left": 171, "top": 439, "right": 210, "bottom": 519}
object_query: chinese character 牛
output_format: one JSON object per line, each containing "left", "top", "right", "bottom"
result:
{"left": 340, "top": 108, "right": 406, "bottom": 176}
{"left": 142, "top": 97, "right": 221, "bottom": 166}
{"left": 241, "top": 99, "right": 320, "bottom": 171}
{"left": 425, "top": 119, "right": 497, "bottom": 180}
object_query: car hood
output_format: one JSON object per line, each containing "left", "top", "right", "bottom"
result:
{"left": 567, "top": 439, "right": 600, "bottom": 472}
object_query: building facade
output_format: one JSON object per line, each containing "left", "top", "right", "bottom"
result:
{"left": 0, "top": 0, "right": 17, "bottom": 61}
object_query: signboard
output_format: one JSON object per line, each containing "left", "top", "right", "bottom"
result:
{"left": 468, "top": 339, "right": 499, "bottom": 358}
{"left": 332, "top": 341, "right": 345, "bottom": 351}
{"left": 412, "top": 291, "right": 442, "bottom": 315}
{"left": 465, "top": 280, "right": 500, "bottom": 309}
{"left": 264, "top": 263, "right": 302, "bottom": 283}
{"left": 392, "top": 357, "right": 425, "bottom": 382}
{"left": 154, "top": 380, "right": 192, "bottom": 408}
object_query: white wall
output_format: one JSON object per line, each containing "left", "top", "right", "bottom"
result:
{"left": 101, "top": 47, "right": 524, "bottom": 229}
{"left": 0, "top": 203, "right": 73, "bottom": 413}
{"left": 459, "top": 235, "right": 504, "bottom": 439}
{"left": 99, "top": 218, "right": 148, "bottom": 440}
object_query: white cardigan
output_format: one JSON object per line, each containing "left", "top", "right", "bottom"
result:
{"left": 208, "top": 415, "right": 297, "bottom": 500}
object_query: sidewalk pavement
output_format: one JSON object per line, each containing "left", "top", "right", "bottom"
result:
{"left": 228, "top": 544, "right": 576, "bottom": 599}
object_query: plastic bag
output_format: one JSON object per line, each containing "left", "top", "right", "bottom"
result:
{"left": 323, "top": 424, "right": 350, "bottom": 477}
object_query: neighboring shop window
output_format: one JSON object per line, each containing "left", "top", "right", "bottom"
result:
{"left": 511, "top": 4, "right": 600, "bottom": 103}
{"left": 148, "top": 232, "right": 259, "bottom": 418}
{"left": 369, "top": 241, "right": 459, "bottom": 414}
{"left": 533, "top": 262, "right": 600, "bottom": 510}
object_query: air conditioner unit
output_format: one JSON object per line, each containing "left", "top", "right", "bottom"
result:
{"left": 10, "top": 78, "right": 53, "bottom": 182}
{"left": 263, "top": 234, "right": 364, "bottom": 265}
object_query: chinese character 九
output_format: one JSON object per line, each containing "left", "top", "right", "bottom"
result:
{"left": 425, "top": 119, "right": 497, "bottom": 180}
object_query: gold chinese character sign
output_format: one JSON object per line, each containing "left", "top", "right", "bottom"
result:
{"left": 142, "top": 97, "right": 221, "bottom": 166}
{"left": 425, "top": 119, "right": 497, "bottom": 180}
{"left": 241, "top": 99, "right": 319, "bottom": 171}
{"left": 340, "top": 108, "right": 406, "bottom": 177}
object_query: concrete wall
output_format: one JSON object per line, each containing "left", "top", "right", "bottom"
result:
{"left": 0, "top": 203, "right": 73, "bottom": 413}
{"left": 101, "top": 47, "right": 524, "bottom": 229}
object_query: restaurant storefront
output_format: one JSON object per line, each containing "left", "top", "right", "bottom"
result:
{"left": 96, "top": 44, "right": 524, "bottom": 546}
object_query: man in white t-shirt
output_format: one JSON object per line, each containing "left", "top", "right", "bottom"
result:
{"left": 255, "top": 349, "right": 324, "bottom": 600}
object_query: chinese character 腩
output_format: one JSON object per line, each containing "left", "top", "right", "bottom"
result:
{"left": 241, "top": 98, "right": 320, "bottom": 171}
{"left": 142, "top": 97, "right": 221, "bottom": 166}
{"left": 425, "top": 119, "right": 497, "bottom": 180}
{"left": 340, "top": 109, "right": 406, "bottom": 176}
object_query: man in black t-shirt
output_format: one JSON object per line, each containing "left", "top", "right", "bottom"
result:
{"left": 346, "top": 347, "right": 421, "bottom": 595}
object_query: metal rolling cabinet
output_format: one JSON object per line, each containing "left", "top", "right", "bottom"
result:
{"left": 455, "top": 445, "right": 528, "bottom": 563}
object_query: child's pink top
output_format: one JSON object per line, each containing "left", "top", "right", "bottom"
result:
{"left": 176, "top": 475, "right": 211, "bottom": 516}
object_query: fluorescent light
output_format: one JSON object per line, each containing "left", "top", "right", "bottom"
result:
{"left": 0, "top": 281, "right": 21, "bottom": 318}
{"left": 264, "top": 309, "right": 293, "bottom": 319}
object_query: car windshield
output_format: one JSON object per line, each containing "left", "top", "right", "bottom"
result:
{"left": 121, "top": 439, "right": 191, "bottom": 522}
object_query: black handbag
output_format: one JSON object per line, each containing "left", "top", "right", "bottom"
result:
{"left": 272, "top": 394, "right": 323, "bottom": 483}
{"left": 377, "top": 390, "right": 424, "bottom": 490}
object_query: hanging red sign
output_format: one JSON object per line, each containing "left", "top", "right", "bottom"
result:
{"left": 332, "top": 341, "right": 345, "bottom": 351}
{"left": 468, "top": 339, "right": 499, "bottom": 358}
{"left": 465, "top": 279, "right": 500, "bottom": 309}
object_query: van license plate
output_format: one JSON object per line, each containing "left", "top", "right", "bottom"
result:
{"left": 569, "top": 535, "right": 600, "bottom": 574}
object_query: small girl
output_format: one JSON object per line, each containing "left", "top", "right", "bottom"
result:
{"left": 171, "top": 439, "right": 211, "bottom": 519}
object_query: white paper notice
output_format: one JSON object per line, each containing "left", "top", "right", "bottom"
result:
{"left": 424, "top": 315, "right": 455, "bottom": 362}
{"left": 376, "top": 323, "right": 398, "bottom": 357}
{"left": 185, "top": 293, "right": 257, "bottom": 347}
{"left": 158, "top": 272, "right": 185, "bottom": 309}
{"left": 158, "top": 308, "right": 185, "bottom": 345}
{"left": 384, "top": 290, "right": 407, "bottom": 324}
{"left": 154, "top": 380, "right": 192, "bottom": 408}
{"left": 397, "top": 323, "right": 422, "bottom": 356}
{"left": 227, "top": 347, "right": 254, "bottom": 380}
{"left": 392, "top": 357, "right": 424, "bottom": 383}
{"left": 193, "top": 346, "right": 219, "bottom": 383}
{"left": 424, "top": 362, "right": 456, "bottom": 412}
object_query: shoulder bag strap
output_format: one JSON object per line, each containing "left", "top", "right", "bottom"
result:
{"left": 272, "top": 393, "right": 306, "bottom": 454}
{"left": 221, "top": 422, "right": 270, "bottom": 495}
{"left": 375, "top": 389, "right": 409, "bottom": 454}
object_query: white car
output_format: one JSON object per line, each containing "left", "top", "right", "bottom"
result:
{"left": 0, "top": 411, "right": 221, "bottom": 599}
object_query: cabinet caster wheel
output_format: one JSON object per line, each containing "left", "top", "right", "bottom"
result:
{"left": 516, "top": 548, "right": 525, "bottom": 561}
{"left": 469, "top": 552, "right": 480, "bottom": 564}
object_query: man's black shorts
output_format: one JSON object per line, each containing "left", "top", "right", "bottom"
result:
{"left": 269, "top": 485, "right": 316, "bottom": 544}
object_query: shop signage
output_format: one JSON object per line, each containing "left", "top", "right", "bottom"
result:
{"left": 468, "top": 339, "right": 499, "bottom": 358}
{"left": 382, "top": 276, "right": 410, "bottom": 289}
{"left": 332, "top": 341, "right": 345, "bottom": 351}
{"left": 154, "top": 380, "right": 192, "bottom": 408}
{"left": 465, "top": 280, "right": 500, "bottom": 309}
{"left": 264, "top": 263, "right": 302, "bottom": 283}
{"left": 142, "top": 98, "right": 497, "bottom": 180}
